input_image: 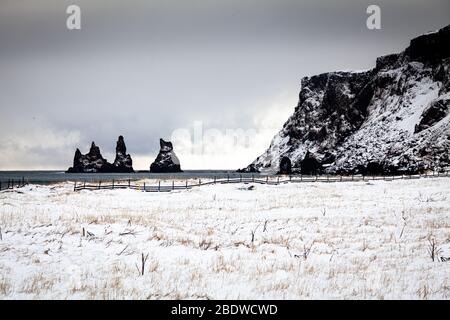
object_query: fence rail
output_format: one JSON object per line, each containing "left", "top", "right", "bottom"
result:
{"left": 72, "top": 170, "right": 450, "bottom": 193}
{"left": 1, "top": 171, "right": 448, "bottom": 193}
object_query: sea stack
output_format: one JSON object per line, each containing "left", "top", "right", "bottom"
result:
{"left": 112, "top": 136, "right": 134, "bottom": 173}
{"left": 66, "top": 142, "right": 112, "bottom": 173}
{"left": 66, "top": 136, "right": 134, "bottom": 173}
{"left": 150, "top": 139, "right": 182, "bottom": 173}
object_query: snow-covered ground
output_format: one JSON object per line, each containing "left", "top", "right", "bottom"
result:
{"left": 0, "top": 178, "right": 449, "bottom": 299}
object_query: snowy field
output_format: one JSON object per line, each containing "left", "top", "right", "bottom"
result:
{"left": 0, "top": 177, "right": 449, "bottom": 299}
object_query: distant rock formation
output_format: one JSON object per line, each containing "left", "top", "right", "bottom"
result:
{"left": 150, "top": 139, "right": 182, "bottom": 173}
{"left": 66, "top": 136, "right": 134, "bottom": 173}
{"left": 66, "top": 142, "right": 112, "bottom": 173}
{"left": 278, "top": 156, "right": 292, "bottom": 174}
{"left": 242, "top": 24, "right": 450, "bottom": 175}
{"left": 112, "top": 136, "right": 134, "bottom": 173}
{"left": 300, "top": 151, "right": 321, "bottom": 175}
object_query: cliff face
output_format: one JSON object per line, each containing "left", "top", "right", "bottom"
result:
{"left": 150, "top": 139, "right": 182, "bottom": 173}
{"left": 67, "top": 136, "right": 134, "bottom": 173}
{"left": 246, "top": 25, "right": 450, "bottom": 174}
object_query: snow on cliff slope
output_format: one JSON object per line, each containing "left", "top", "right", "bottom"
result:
{"left": 247, "top": 25, "right": 450, "bottom": 174}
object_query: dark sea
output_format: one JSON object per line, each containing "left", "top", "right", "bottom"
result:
{"left": 0, "top": 170, "right": 265, "bottom": 185}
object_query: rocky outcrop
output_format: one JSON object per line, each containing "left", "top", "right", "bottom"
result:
{"left": 278, "top": 156, "right": 292, "bottom": 174}
{"left": 66, "top": 136, "right": 134, "bottom": 173}
{"left": 66, "top": 142, "right": 112, "bottom": 173}
{"left": 112, "top": 136, "right": 134, "bottom": 173}
{"left": 244, "top": 24, "right": 450, "bottom": 174}
{"left": 150, "top": 139, "right": 182, "bottom": 173}
{"left": 300, "top": 151, "right": 321, "bottom": 175}
{"left": 415, "top": 99, "right": 450, "bottom": 133}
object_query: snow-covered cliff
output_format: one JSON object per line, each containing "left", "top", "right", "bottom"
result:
{"left": 246, "top": 25, "right": 450, "bottom": 174}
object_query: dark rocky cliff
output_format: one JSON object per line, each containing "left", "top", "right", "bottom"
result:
{"left": 245, "top": 25, "right": 450, "bottom": 174}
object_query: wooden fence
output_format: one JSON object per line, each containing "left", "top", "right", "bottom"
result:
{"left": 1, "top": 171, "right": 448, "bottom": 193}
{"left": 0, "top": 178, "right": 27, "bottom": 191}
{"left": 73, "top": 170, "right": 450, "bottom": 193}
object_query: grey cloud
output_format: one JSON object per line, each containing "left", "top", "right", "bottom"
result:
{"left": 0, "top": 0, "right": 449, "bottom": 169}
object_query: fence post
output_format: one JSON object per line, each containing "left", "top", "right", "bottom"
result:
{"left": 227, "top": 175, "right": 229, "bottom": 183}
{"left": 143, "top": 182, "right": 146, "bottom": 192}
{"left": 22, "top": 177, "right": 25, "bottom": 186}
{"left": 128, "top": 179, "right": 131, "bottom": 188}
{"left": 172, "top": 181, "right": 174, "bottom": 191}
{"left": 74, "top": 181, "right": 77, "bottom": 192}
{"left": 266, "top": 176, "right": 268, "bottom": 183}
{"left": 277, "top": 177, "right": 279, "bottom": 184}
{"left": 158, "top": 181, "right": 160, "bottom": 192}
{"left": 98, "top": 181, "right": 101, "bottom": 190}
{"left": 186, "top": 180, "right": 188, "bottom": 189}
{"left": 0, "top": 181, "right": 2, "bottom": 191}
{"left": 112, "top": 180, "right": 115, "bottom": 189}
{"left": 240, "top": 174, "right": 242, "bottom": 182}
{"left": 214, "top": 176, "right": 216, "bottom": 184}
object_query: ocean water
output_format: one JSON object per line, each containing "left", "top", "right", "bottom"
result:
{"left": 0, "top": 170, "right": 265, "bottom": 185}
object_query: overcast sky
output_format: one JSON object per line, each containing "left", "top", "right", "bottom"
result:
{"left": 1, "top": 0, "right": 449, "bottom": 170}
